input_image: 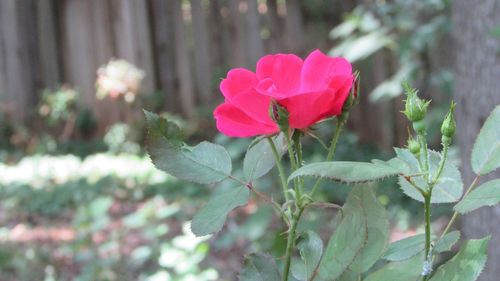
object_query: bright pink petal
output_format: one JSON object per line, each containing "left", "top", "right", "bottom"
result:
{"left": 279, "top": 89, "right": 336, "bottom": 129}
{"left": 230, "top": 89, "right": 275, "bottom": 125}
{"left": 321, "top": 75, "right": 354, "bottom": 117}
{"left": 220, "top": 68, "right": 258, "bottom": 99}
{"left": 300, "top": 49, "right": 352, "bottom": 93}
{"left": 278, "top": 75, "right": 353, "bottom": 129}
{"left": 213, "top": 103, "right": 279, "bottom": 137}
{"left": 256, "top": 54, "right": 303, "bottom": 97}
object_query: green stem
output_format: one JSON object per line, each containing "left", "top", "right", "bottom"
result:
{"left": 422, "top": 193, "right": 432, "bottom": 280}
{"left": 418, "top": 132, "right": 430, "bottom": 184}
{"left": 282, "top": 208, "right": 304, "bottom": 281}
{"left": 424, "top": 194, "right": 432, "bottom": 257}
{"left": 439, "top": 174, "right": 481, "bottom": 239}
{"left": 267, "top": 137, "right": 290, "bottom": 203}
{"left": 310, "top": 114, "right": 347, "bottom": 197}
{"left": 431, "top": 143, "right": 449, "bottom": 187}
{"left": 293, "top": 131, "right": 304, "bottom": 195}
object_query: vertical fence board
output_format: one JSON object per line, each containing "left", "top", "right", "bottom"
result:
{"left": 191, "top": 0, "right": 212, "bottom": 104}
{"left": 172, "top": 0, "right": 196, "bottom": 117}
{"left": 37, "top": 0, "right": 61, "bottom": 90}
{"left": 149, "top": 0, "right": 177, "bottom": 111}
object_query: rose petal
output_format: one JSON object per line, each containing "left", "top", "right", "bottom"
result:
{"left": 230, "top": 89, "right": 274, "bottom": 125}
{"left": 213, "top": 103, "right": 279, "bottom": 137}
{"left": 300, "top": 49, "right": 352, "bottom": 93}
{"left": 220, "top": 68, "right": 258, "bottom": 100}
{"left": 256, "top": 54, "right": 303, "bottom": 97}
{"left": 279, "top": 89, "right": 337, "bottom": 129}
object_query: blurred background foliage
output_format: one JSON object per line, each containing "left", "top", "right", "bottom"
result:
{"left": 0, "top": 0, "right": 491, "bottom": 280}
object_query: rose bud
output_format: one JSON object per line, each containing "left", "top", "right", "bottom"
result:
{"left": 441, "top": 101, "right": 457, "bottom": 145}
{"left": 402, "top": 82, "right": 430, "bottom": 125}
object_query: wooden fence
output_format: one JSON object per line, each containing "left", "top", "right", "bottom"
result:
{"left": 0, "top": 0, "right": 411, "bottom": 148}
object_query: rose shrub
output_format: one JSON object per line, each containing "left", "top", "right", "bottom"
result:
{"left": 213, "top": 50, "right": 354, "bottom": 137}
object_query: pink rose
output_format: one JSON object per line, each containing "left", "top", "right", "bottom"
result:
{"left": 213, "top": 50, "right": 354, "bottom": 137}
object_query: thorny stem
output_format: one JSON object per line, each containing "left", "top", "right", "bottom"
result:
{"left": 267, "top": 137, "right": 290, "bottom": 203}
{"left": 283, "top": 208, "right": 304, "bottom": 281}
{"left": 228, "top": 175, "right": 289, "bottom": 224}
{"left": 423, "top": 193, "right": 432, "bottom": 274}
{"left": 310, "top": 114, "right": 348, "bottom": 197}
{"left": 418, "top": 132, "right": 430, "bottom": 184}
{"left": 431, "top": 143, "right": 449, "bottom": 186}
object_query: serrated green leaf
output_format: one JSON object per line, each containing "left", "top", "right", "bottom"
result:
{"left": 383, "top": 231, "right": 459, "bottom": 262}
{"left": 243, "top": 134, "right": 286, "bottom": 181}
{"left": 395, "top": 148, "right": 463, "bottom": 203}
{"left": 288, "top": 162, "right": 399, "bottom": 184}
{"left": 348, "top": 185, "right": 390, "bottom": 274}
{"left": 238, "top": 253, "right": 281, "bottom": 281}
{"left": 364, "top": 255, "right": 423, "bottom": 281}
{"left": 383, "top": 234, "right": 426, "bottom": 261}
{"left": 191, "top": 185, "right": 249, "bottom": 236}
{"left": 429, "top": 236, "right": 490, "bottom": 281}
{"left": 317, "top": 186, "right": 369, "bottom": 280}
{"left": 291, "top": 230, "right": 323, "bottom": 281}
{"left": 434, "top": 231, "right": 461, "bottom": 253}
{"left": 145, "top": 111, "right": 232, "bottom": 184}
{"left": 471, "top": 105, "right": 500, "bottom": 175}
{"left": 455, "top": 179, "right": 500, "bottom": 214}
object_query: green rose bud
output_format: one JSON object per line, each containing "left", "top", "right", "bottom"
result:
{"left": 441, "top": 101, "right": 456, "bottom": 139}
{"left": 342, "top": 72, "right": 360, "bottom": 113}
{"left": 407, "top": 136, "right": 421, "bottom": 155}
{"left": 269, "top": 100, "right": 289, "bottom": 132}
{"left": 402, "top": 82, "right": 430, "bottom": 123}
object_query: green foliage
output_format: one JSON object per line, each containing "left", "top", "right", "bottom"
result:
{"left": 429, "top": 237, "right": 490, "bottom": 281}
{"left": 243, "top": 134, "right": 286, "bottom": 182}
{"left": 145, "top": 110, "right": 232, "bottom": 184}
{"left": 364, "top": 255, "right": 423, "bottom": 281}
{"left": 39, "top": 86, "right": 79, "bottom": 126}
{"left": 434, "top": 231, "right": 461, "bottom": 253}
{"left": 288, "top": 162, "right": 399, "bottom": 184}
{"left": 393, "top": 148, "right": 463, "bottom": 203}
{"left": 454, "top": 179, "right": 500, "bottom": 214}
{"left": 317, "top": 189, "right": 366, "bottom": 280}
{"left": 317, "top": 186, "right": 388, "bottom": 279}
{"left": 191, "top": 185, "right": 249, "bottom": 237}
{"left": 348, "top": 185, "right": 389, "bottom": 273}
{"left": 471, "top": 105, "right": 500, "bottom": 175}
{"left": 329, "top": 1, "right": 451, "bottom": 102}
{"left": 239, "top": 253, "right": 281, "bottom": 281}
{"left": 383, "top": 230, "right": 460, "bottom": 262}
{"left": 291, "top": 231, "right": 323, "bottom": 281}
{"left": 383, "top": 234, "right": 426, "bottom": 262}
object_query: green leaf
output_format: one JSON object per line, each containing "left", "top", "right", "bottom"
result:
{"left": 383, "top": 234, "right": 426, "bottom": 262}
{"left": 238, "top": 253, "right": 281, "bottom": 281}
{"left": 145, "top": 111, "right": 232, "bottom": 184}
{"left": 394, "top": 148, "right": 463, "bottom": 203}
{"left": 336, "top": 270, "right": 360, "bottom": 281}
{"left": 471, "top": 105, "right": 500, "bottom": 175}
{"left": 243, "top": 134, "right": 285, "bottom": 181}
{"left": 429, "top": 236, "right": 490, "bottom": 281}
{"left": 364, "top": 255, "right": 424, "bottom": 281}
{"left": 191, "top": 185, "right": 249, "bottom": 236}
{"left": 348, "top": 185, "right": 390, "bottom": 273}
{"left": 434, "top": 231, "right": 461, "bottom": 253}
{"left": 288, "top": 162, "right": 399, "bottom": 184}
{"left": 383, "top": 231, "right": 459, "bottom": 262}
{"left": 291, "top": 231, "right": 324, "bottom": 281}
{"left": 317, "top": 191, "right": 366, "bottom": 279}
{"left": 455, "top": 179, "right": 500, "bottom": 214}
